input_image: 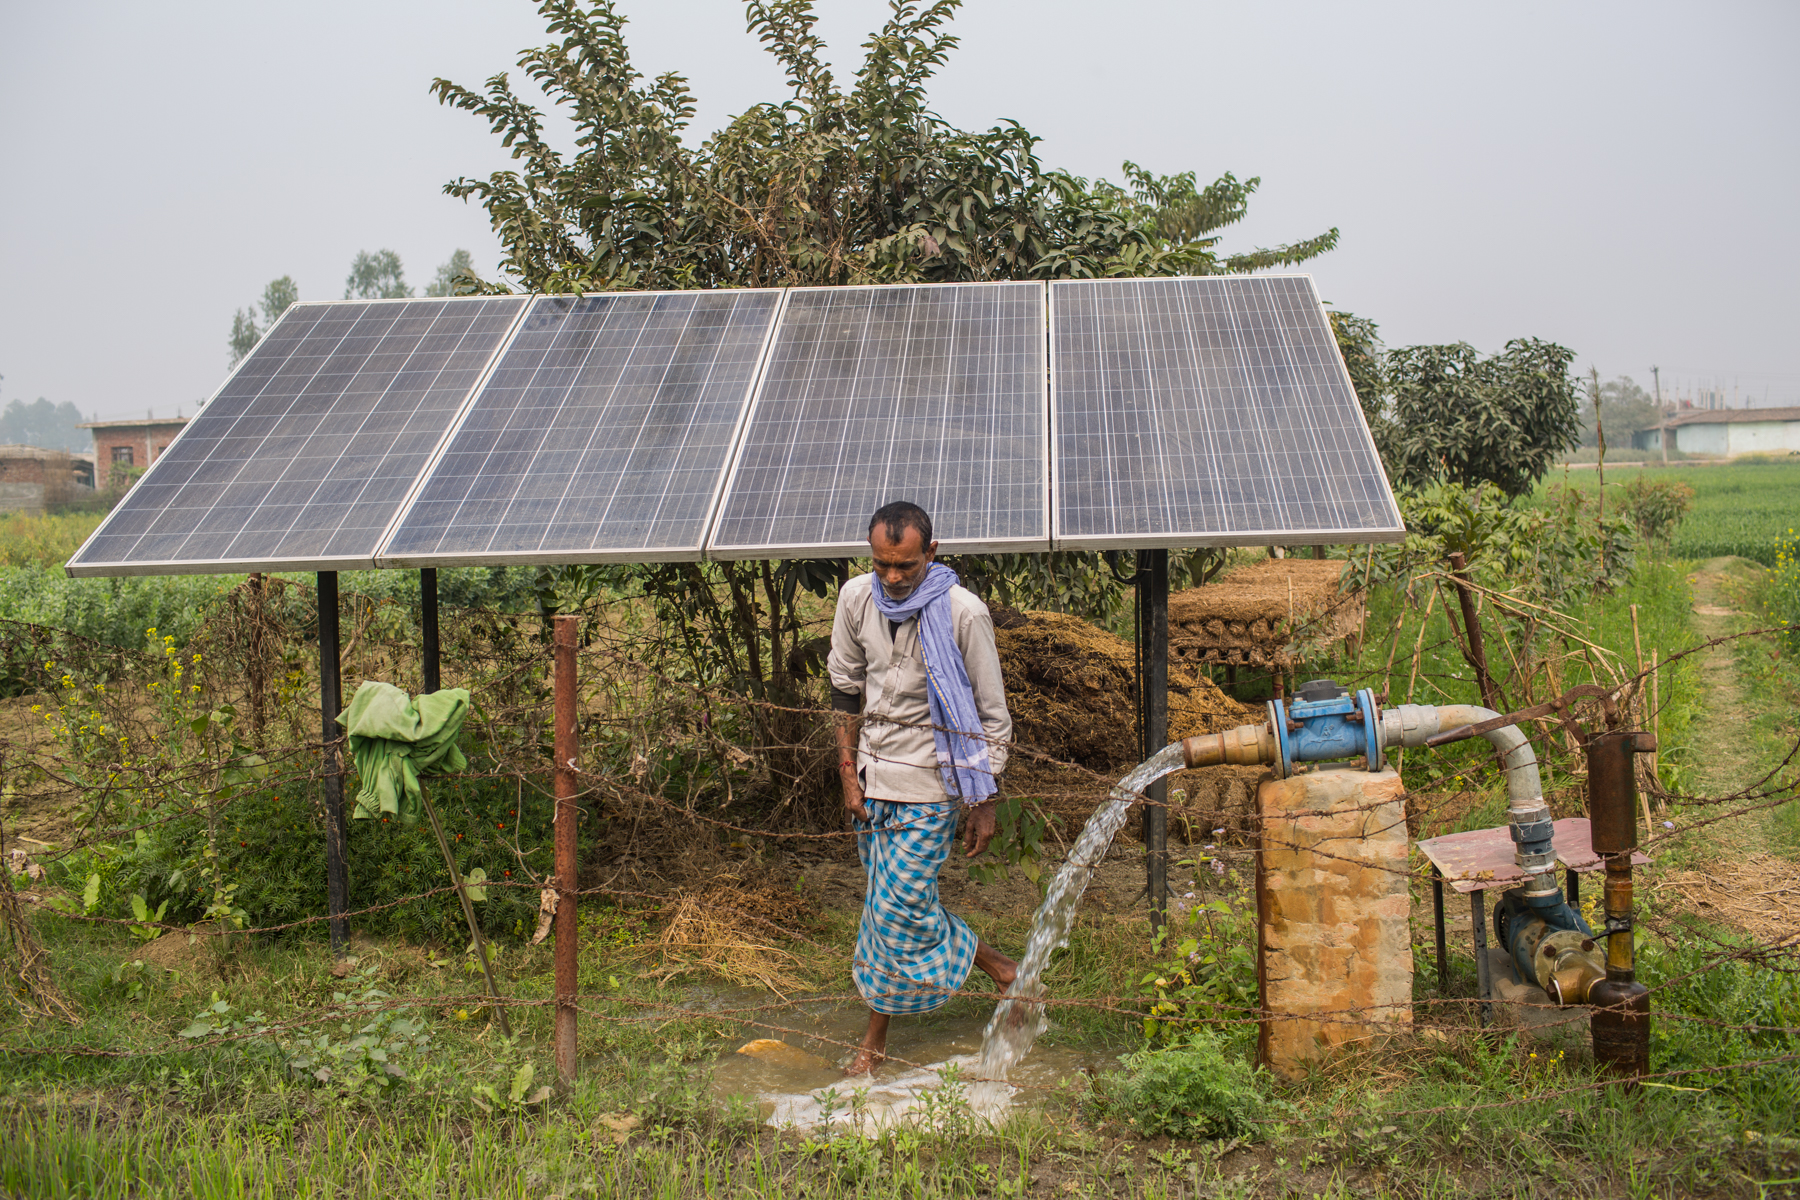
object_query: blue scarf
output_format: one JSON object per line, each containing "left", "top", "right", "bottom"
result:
{"left": 869, "top": 562, "right": 997, "bottom": 806}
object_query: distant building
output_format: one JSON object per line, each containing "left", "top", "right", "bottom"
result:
{"left": 78, "top": 417, "right": 189, "bottom": 484}
{"left": 0, "top": 445, "right": 97, "bottom": 514}
{"left": 1635, "top": 407, "right": 1800, "bottom": 456}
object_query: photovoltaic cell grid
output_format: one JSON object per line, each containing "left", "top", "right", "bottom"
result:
{"left": 382, "top": 290, "right": 782, "bottom": 564}
{"left": 707, "top": 283, "right": 1048, "bottom": 557}
{"left": 1051, "top": 276, "right": 1403, "bottom": 548}
{"left": 67, "top": 297, "right": 528, "bottom": 575}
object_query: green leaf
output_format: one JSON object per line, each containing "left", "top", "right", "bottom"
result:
{"left": 463, "top": 867, "right": 488, "bottom": 902}
{"left": 177, "top": 1021, "right": 214, "bottom": 1039}
{"left": 510, "top": 1061, "right": 535, "bottom": 1104}
{"left": 131, "top": 893, "right": 150, "bottom": 923}
{"left": 82, "top": 873, "right": 101, "bottom": 914}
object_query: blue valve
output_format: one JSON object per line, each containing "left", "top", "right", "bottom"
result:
{"left": 1268, "top": 679, "right": 1383, "bottom": 777}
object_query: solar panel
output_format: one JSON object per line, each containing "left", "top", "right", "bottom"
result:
{"left": 380, "top": 289, "right": 782, "bottom": 565}
{"left": 706, "top": 282, "right": 1048, "bottom": 558}
{"left": 67, "top": 296, "right": 528, "bottom": 576}
{"left": 1050, "top": 276, "right": 1403, "bottom": 549}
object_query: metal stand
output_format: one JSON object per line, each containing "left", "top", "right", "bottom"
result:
{"left": 1432, "top": 865, "right": 1448, "bottom": 993}
{"left": 421, "top": 567, "right": 440, "bottom": 694}
{"left": 1471, "top": 890, "right": 1492, "bottom": 1027}
{"left": 553, "top": 615, "right": 580, "bottom": 1085}
{"left": 1136, "top": 550, "right": 1170, "bottom": 932}
{"left": 317, "top": 571, "right": 347, "bottom": 957}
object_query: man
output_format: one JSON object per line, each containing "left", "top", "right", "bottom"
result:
{"left": 827, "top": 501, "right": 1018, "bottom": 1076}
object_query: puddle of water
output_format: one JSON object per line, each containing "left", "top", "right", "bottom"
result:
{"left": 707, "top": 997, "right": 1117, "bottom": 1128}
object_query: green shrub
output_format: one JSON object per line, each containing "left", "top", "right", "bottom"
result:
{"left": 1620, "top": 476, "right": 1695, "bottom": 543}
{"left": 1765, "top": 529, "right": 1800, "bottom": 649}
{"left": 1098, "top": 1029, "right": 1271, "bottom": 1140}
{"left": 98, "top": 771, "right": 553, "bottom": 946}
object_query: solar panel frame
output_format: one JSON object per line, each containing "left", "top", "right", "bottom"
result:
{"left": 1048, "top": 275, "right": 1405, "bottom": 552}
{"left": 704, "top": 280, "right": 1051, "bottom": 560}
{"left": 66, "top": 295, "right": 531, "bottom": 577}
{"left": 376, "top": 287, "right": 787, "bottom": 568}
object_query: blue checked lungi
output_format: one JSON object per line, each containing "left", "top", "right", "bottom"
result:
{"left": 852, "top": 798, "right": 978, "bottom": 1016}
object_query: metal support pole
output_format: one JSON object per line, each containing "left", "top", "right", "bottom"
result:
{"left": 1471, "top": 889, "right": 1492, "bottom": 1027}
{"left": 1432, "top": 865, "right": 1448, "bottom": 993}
{"left": 317, "top": 571, "right": 347, "bottom": 958}
{"left": 421, "top": 568, "right": 440, "bottom": 694}
{"left": 553, "top": 614, "right": 580, "bottom": 1086}
{"left": 1138, "top": 550, "right": 1170, "bottom": 932}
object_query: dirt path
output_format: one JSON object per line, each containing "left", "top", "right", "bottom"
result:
{"left": 1682, "top": 556, "right": 1763, "bottom": 805}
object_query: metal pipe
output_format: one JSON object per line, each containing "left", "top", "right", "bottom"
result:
{"left": 317, "top": 571, "right": 347, "bottom": 958}
{"left": 1382, "top": 704, "right": 1557, "bottom": 902}
{"left": 1587, "top": 730, "right": 1653, "bottom": 1081}
{"left": 553, "top": 614, "right": 580, "bottom": 1087}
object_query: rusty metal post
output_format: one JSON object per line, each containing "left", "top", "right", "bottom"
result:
{"left": 1137, "top": 551, "right": 1170, "bottom": 933}
{"left": 1587, "top": 729, "right": 1653, "bottom": 1082}
{"left": 1445, "top": 552, "right": 1499, "bottom": 712}
{"left": 553, "top": 614, "right": 580, "bottom": 1086}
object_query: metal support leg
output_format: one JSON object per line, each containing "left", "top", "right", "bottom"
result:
{"left": 1138, "top": 550, "right": 1169, "bottom": 933}
{"left": 1567, "top": 867, "right": 1580, "bottom": 912}
{"left": 1471, "top": 889, "right": 1492, "bottom": 1027}
{"left": 421, "top": 567, "right": 440, "bottom": 694}
{"left": 318, "top": 571, "right": 347, "bottom": 958}
{"left": 1432, "top": 865, "right": 1448, "bottom": 993}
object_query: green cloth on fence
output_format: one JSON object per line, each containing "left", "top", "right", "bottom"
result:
{"left": 338, "top": 681, "right": 471, "bottom": 826}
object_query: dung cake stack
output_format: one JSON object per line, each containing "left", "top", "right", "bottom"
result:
{"left": 1168, "top": 558, "right": 1364, "bottom": 673}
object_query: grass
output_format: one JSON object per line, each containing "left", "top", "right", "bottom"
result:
{"left": 1537, "top": 457, "right": 1800, "bottom": 564}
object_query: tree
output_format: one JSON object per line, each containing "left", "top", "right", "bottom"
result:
{"left": 431, "top": 0, "right": 1337, "bottom": 292}
{"left": 1581, "top": 375, "right": 1661, "bottom": 447}
{"left": 228, "top": 275, "right": 300, "bottom": 365}
{"left": 1327, "top": 309, "right": 1385, "bottom": 437}
{"left": 434, "top": 0, "right": 1340, "bottom": 817}
{"left": 1383, "top": 339, "right": 1583, "bottom": 498}
{"left": 344, "top": 250, "right": 411, "bottom": 299}
{"left": 260, "top": 276, "right": 299, "bottom": 327}
{"left": 0, "top": 396, "right": 87, "bottom": 451}
{"left": 424, "top": 250, "right": 480, "bottom": 297}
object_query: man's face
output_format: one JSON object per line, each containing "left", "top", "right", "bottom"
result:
{"left": 869, "top": 522, "right": 937, "bottom": 601}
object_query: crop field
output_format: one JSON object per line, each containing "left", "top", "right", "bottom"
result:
{"left": 1541, "top": 457, "right": 1800, "bottom": 564}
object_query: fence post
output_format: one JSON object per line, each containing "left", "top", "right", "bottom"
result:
{"left": 554, "top": 613, "right": 580, "bottom": 1087}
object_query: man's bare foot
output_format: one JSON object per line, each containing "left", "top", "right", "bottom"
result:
{"left": 974, "top": 939, "right": 1017, "bottom": 991}
{"left": 846, "top": 1010, "right": 890, "bottom": 1076}
{"left": 844, "top": 1044, "right": 885, "bottom": 1076}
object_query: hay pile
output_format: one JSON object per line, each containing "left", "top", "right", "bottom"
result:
{"left": 1653, "top": 853, "right": 1800, "bottom": 947}
{"left": 651, "top": 881, "right": 814, "bottom": 997}
{"left": 1168, "top": 557, "right": 1364, "bottom": 671}
{"left": 995, "top": 611, "right": 1256, "bottom": 772}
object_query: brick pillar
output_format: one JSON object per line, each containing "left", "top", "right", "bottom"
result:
{"left": 1255, "top": 767, "right": 1412, "bottom": 1079}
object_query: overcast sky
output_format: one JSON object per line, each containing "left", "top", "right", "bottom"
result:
{"left": 3, "top": 0, "right": 1795, "bottom": 421}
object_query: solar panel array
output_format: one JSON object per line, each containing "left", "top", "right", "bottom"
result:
{"left": 1052, "top": 276, "right": 1402, "bottom": 548}
{"left": 67, "top": 277, "right": 1401, "bottom": 578}
{"left": 68, "top": 296, "right": 528, "bottom": 575}
{"left": 383, "top": 290, "right": 781, "bottom": 564}
{"left": 707, "top": 283, "right": 1048, "bottom": 557}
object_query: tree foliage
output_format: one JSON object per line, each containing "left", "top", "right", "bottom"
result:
{"left": 1582, "top": 374, "right": 1661, "bottom": 446}
{"left": 344, "top": 249, "right": 412, "bottom": 300}
{"left": 424, "top": 249, "right": 480, "bottom": 297}
{"left": 431, "top": 0, "right": 1336, "bottom": 293}
{"left": 228, "top": 276, "right": 301, "bottom": 365}
{"left": 1381, "top": 339, "right": 1583, "bottom": 498}
{"left": 0, "top": 396, "right": 87, "bottom": 452}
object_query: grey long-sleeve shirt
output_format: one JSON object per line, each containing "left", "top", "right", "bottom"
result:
{"left": 826, "top": 573, "right": 1012, "bottom": 803}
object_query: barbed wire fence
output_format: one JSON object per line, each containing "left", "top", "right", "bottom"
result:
{"left": 0, "top": 571, "right": 1796, "bottom": 1122}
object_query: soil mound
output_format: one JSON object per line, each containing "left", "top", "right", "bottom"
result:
{"left": 995, "top": 611, "right": 1256, "bottom": 772}
{"left": 1169, "top": 557, "right": 1364, "bottom": 670}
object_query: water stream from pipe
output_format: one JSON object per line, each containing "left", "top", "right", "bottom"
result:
{"left": 973, "top": 742, "right": 1189, "bottom": 1087}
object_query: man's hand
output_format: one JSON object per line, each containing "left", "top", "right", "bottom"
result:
{"left": 841, "top": 763, "right": 871, "bottom": 824}
{"left": 964, "top": 798, "right": 999, "bottom": 857}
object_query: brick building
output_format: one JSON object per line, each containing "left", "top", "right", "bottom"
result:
{"left": 0, "top": 446, "right": 98, "bottom": 513}
{"left": 79, "top": 417, "right": 189, "bottom": 487}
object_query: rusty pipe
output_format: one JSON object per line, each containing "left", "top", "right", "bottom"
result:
{"left": 1587, "top": 730, "right": 1652, "bottom": 1082}
{"left": 1182, "top": 721, "right": 1279, "bottom": 769}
